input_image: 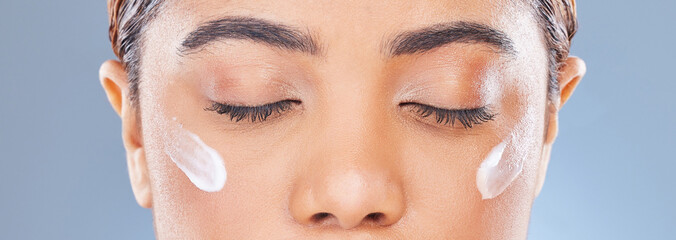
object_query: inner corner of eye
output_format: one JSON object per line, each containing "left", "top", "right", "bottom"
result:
{"left": 204, "top": 103, "right": 214, "bottom": 110}
{"left": 204, "top": 101, "right": 219, "bottom": 110}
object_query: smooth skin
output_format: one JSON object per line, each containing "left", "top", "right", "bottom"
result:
{"left": 100, "top": 0, "right": 585, "bottom": 239}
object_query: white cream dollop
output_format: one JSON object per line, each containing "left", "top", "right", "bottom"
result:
{"left": 476, "top": 141, "right": 523, "bottom": 200}
{"left": 163, "top": 119, "right": 227, "bottom": 192}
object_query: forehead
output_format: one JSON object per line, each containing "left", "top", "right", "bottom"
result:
{"left": 163, "top": 0, "right": 526, "bottom": 22}
{"left": 152, "top": 0, "right": 539, "bottom": 48}
{"left": 170, "top": 0, "right": 506, "bottom": 17}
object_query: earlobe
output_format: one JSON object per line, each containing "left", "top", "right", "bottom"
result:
{"left": 534, "top": 56, "right": 586, "bottom": 198}
{"left": 99, "top": 59, "right": 153, "bottom": 208}
{"left": 129, "top": 148, "right": 153, "bottom": 208}
{"left": 535, "top": 109, "right": 557, "bottom": 198}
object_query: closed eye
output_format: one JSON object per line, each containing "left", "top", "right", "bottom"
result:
{"left": 399, "top": 102, "right": 496, "bottom": 129}
{"left": 205, "top": 99, "right": 301, "bottom": 123}
{"left": 205, "top": 99, "right": 494, "bottom": 128}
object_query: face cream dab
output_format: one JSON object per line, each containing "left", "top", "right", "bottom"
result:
{"left": 476, "top": 141, "right": 523, "bottom": 200}
{"left": 163, "top": 118, "right": 227, "bottom": 192}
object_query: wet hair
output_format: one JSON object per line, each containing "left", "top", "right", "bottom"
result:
{"left": 530, "top": 0, "right": 578, "bottom": 102}
{"left": 107, "top": 0, "right": 163, "bottom": 107}
{"left": 107, "top": 0, "right": 577, "bottom": 106}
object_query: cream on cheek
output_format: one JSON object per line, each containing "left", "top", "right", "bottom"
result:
{"left": 161, "top": 117, "right": 227, "bottom": 192}
{"left": 474, "top": 63, "right": 531, "bottom": 200}
{"left": 475, "top": 138, "right": 523, "bottom": 200}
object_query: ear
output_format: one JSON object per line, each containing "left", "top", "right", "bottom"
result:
{"left": 100, "top": 60, "right": 153, "bottom": 208}
{"left": 534, "top": 56, "right": 586, "bottom": 198}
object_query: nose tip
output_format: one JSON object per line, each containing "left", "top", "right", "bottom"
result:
{"left": 290, "top": 169, "right": 405, "bottom": 229}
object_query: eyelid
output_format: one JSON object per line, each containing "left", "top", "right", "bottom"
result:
{"left": 399, "top": 102, "right": 496, "bottom": 129}
{"left": 205, "top": 99, "right": 301, "bottom": 123}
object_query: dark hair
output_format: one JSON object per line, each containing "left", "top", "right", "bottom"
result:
{"left": 107, "top": 0, "right": 578, "bottom": 106}
{"left": 108, "top": 0, "right": 164, "bottom": 106}
{"left": 530, "top": 0, "right": 578, "bottom": 101}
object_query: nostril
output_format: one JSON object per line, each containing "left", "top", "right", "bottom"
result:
{"left": 309, "top": 212, "right": 387, "bottom": 227}
{"left": 365, "top": 212, "right": 384, "bottom": 223}
{"left": 311, "top": 212, "right": 333, "bottom": 223}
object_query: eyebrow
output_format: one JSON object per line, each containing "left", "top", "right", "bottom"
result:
{"left": 179, "top": 16, "right": 321, "bottom": 56}
{"left": 385, "top": 21, "right": 516, "bottom": 57}
{"left": 179, "top": 16, "right": 514, "bottom": 58}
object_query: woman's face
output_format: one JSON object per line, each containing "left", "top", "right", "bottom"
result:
{"left": 132, "top": 0, "right": 554, "bottom": 238}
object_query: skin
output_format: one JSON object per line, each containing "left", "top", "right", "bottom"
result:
{"left": 100, "top": 0, "right": 586, "bottom": 239}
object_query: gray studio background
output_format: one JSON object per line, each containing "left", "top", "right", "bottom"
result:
{"left": 1, "top": 1, "right": 674, "bottom": 239}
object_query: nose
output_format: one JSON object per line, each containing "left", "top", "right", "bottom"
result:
{"left": 289, "top": 105, "right": 406, "bottom": 229}
{"left": 290, "top": 167, "right": 406, "bottom": 229}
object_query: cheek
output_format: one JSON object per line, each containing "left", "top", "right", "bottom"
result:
{"left": 138, "top": 88, "right": 301, "bottom": 237}
{"left": 135, "top": 81, "right": 231, "bottom": 236}
{"left": 502, "top": 65, "right": 550, "bottom": 182}
{"left": 474, "top": 69, "right": 549, "bottom": 227}
{"left": 396, "top": 74, "right": 547, "bottom": 229}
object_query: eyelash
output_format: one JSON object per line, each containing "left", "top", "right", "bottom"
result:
{"left": 400, "top": 102, "right": 496, "bottom": 129}
{"left": 205, "top": 100, "right": 496, "bottom": 129}
{"left": 205, "top": 100, "right": 301, "bottom": 123}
